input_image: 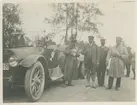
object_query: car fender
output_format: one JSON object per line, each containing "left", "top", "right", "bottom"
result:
{"left": 19, "top": 54, "right": 48, "bottom": 68}
{"left": 19, "top": 54, "right": 51, "bottom": 86}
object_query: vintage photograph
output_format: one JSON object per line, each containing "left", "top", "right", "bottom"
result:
{"left": 2, "top": 0, "right": 136, "bottom": 103}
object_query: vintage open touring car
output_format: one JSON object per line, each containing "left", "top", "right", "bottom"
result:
{"left": 3, "top": 35, "right": 66, "bottom": 102}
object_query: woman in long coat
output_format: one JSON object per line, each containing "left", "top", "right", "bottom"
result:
{"left": 106, "top": 37, "right": 128, "bottom": 91}
{"left": 63, "top": 40, "right": 79, "bottom": 86}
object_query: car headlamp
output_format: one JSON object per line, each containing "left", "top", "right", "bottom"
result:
{"left": 8, "top": 55, "right": 19, "bottom": 67}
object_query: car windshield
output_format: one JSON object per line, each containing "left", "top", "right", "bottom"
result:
{"left": 4, "top": 34, "right": 34, "bottom": 48}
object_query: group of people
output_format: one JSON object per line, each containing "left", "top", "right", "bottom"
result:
{"left": 62, "top": 35, "right": 135, "bottom": 91}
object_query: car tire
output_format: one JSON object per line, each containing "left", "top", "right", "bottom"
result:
{"left": 24, "top": 61, "right": 45, "bottom": 102}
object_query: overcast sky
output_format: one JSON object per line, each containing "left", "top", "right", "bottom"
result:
{"left": 19, "top": 0, "right": 135, "bottom": 49}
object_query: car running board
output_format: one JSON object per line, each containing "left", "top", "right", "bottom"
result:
{"left": 50, "top": 74, "right": 64, "bottom": 81}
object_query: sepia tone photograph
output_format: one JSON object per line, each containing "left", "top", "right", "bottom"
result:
{"left": 2, "top": 0, "right": 136, "bottom": 103}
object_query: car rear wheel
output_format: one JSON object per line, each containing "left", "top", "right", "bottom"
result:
{"left": 25, "top": 61, "right": 45, "bottom": 102}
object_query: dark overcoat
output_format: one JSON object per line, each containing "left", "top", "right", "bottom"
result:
{"left": 82, "top": 43, "right": 100, "bottom": 70}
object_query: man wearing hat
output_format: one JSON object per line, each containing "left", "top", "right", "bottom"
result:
{"left": 125, "top": 46, "right": 132, "bottom": 77}
{"left": 97, "top": 38, "right": 109, "bottom": 87}
{"left": 18, "top": 33, "right": 25, "bottom": 47}
{"left": 9, "top": 32, "right": 21, "bottom": 48}
{"left": 82, "top": 35, "right": 100, "bottom": 88}
{"left": 106, "top": 37, "right": 128, "bottom": 91}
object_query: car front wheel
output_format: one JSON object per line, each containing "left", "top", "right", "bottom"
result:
{"left": 25, "top": 61, "right": 45, "bottom": 102}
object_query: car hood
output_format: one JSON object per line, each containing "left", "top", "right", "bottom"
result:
{"left": 4, "top": 47, "right": 44, "bottom": 60}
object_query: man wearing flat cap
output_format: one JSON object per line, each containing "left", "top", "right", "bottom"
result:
{"left": 97, "top": 38, "right": 109, "bottom": 87}
{"left": 82, "top": 35, "right": 100, "bottom": 88}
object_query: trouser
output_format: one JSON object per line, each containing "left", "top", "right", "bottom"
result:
{"left": 85, "top": 64, "right": 96, "bottom": 85}
{"left": 108, "top": 76, "right": 121, "bottom": 88}
{"left": 97, "top": 66, "right": 106, "bottom": 86}
{"left": 132, "top": 69, "right": 136, "bottom": 79}
{"left": 126, "top": 64, "right": 131, "bottom": 76}
{"left": 78, "top": 61, "right": 84, "bottom": 79}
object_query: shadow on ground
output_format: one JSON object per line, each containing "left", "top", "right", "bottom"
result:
{"left": 3, "top": 80, "right": 63, "bottom": 103}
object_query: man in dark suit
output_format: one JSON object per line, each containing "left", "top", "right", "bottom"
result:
{"left": 82, "top": 36, "right": 100, "bottom": 88}
{"left": 97, "top": 38, "right": 108, "bottom": 87}
{"left": 125, "top": 47, "right": 132, "bottom": 77}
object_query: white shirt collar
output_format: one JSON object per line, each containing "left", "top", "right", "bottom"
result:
{"left": 101, "top": 45, "right": 105, "bottom": 48}
{"left": 89, "top": 43, "right": 93, "bottom": 46}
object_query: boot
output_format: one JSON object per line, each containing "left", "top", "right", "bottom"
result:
{"left": 91, "top": 81, "right": 96, "bottom": 89}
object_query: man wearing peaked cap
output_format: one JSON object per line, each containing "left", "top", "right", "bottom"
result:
{"left": 88, "top": 35, "right": 94, "bottom": 39}
{"left": 100, "top": 38, "right": 105, "bottom": 41}
{"left": 81, "top": 35, "right": 100, "bottom": 88}
{"left": 116, "top": 36, "right": 122, "bottom": 40}
{"left": 97, "top": 38, "right": 109, "bottom": 87}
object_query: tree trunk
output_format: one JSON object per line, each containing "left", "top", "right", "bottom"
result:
{"left": 64, "top": 4, "right": 68, "bottom": 44}
{"left": 75, "top": 3, "right": 78, "bottom": 40}
{"left": 71, "top": 3, "right": 75, "bottom": 40}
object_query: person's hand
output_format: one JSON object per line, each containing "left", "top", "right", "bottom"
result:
{"left": 73, "top": 52, "right": 76, "bottom": 56}
{"left": 51, "top": 51, "right": 55, "bottom": 57}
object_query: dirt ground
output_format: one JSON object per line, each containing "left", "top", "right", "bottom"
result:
{"left": 3, "top": 75, "right": 135, "bottom": 103}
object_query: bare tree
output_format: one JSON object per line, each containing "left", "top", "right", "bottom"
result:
{"left": 44, "top": 3, "right": 103, "bottom": 43}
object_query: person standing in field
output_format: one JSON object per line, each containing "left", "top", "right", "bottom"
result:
{"left": 63, "top": 39, "right": 79, "bottom": 86}
{"left": 82, "top": 35, "right": 100, "bottom": 88}
{"left": 125, "top": 47, "right": 132, "bottom": 77}
{"left": 97, "top": 38, "right": 109, "bottom": 87}
{"left": 131, "top": 52, "right": 135, "bottom": 80}
{"left": 106, "top": 37, "right": 128, "bottom": 91}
